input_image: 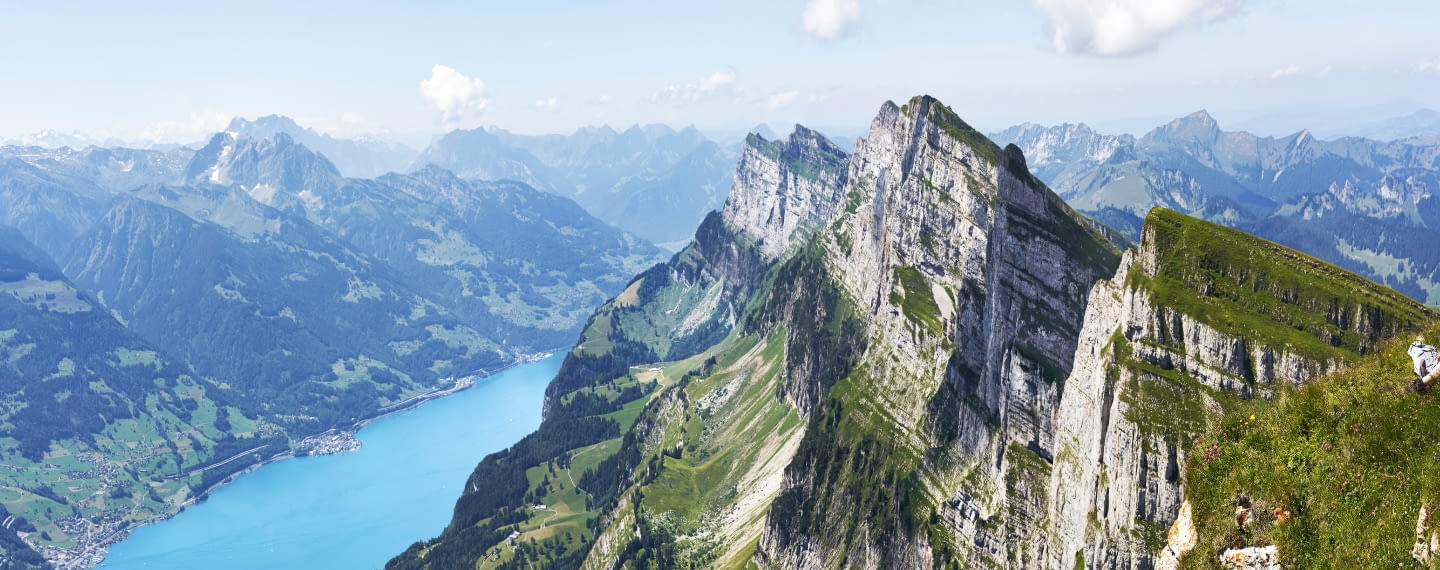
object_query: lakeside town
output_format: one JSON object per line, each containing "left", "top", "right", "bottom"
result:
{"left": 29, "top": 368, "right": 505, "bottom": 570}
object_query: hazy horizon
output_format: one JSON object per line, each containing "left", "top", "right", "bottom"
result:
{"left": 3, "top": 0, "right": 1438, "bottom": 145}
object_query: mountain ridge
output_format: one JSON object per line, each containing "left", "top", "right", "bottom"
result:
{"left": 387, "top": 95, "right": 1435, "bottom": 569}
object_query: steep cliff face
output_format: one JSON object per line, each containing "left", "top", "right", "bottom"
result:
{"left": 720, "top": 126, "right": 849, "bottom": 261}
{"left": 757, "top": 95, "right": 1121, "bottom": 569}
{"left": 389, "top": 95, "right": 1434, "bottom": 570}
{"left": 384, "top": 125, "right": 848, "bottom": 570}
{"left": 1047, "top": 209, "right": 1431, "bottom": 569}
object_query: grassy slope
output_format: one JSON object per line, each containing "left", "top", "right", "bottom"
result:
{"left": 1183, "top": 328, "right": 1440, "bottom": 568}
{"left": 1137, "top": 208, "right": 1432, "bottom": 362}
{"left": 1115, "top": 210, "right": 1440, "bottom": 567}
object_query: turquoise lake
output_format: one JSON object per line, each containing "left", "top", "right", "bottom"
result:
{"left": 98, "top": 353, "right": 563, "bottom": 570}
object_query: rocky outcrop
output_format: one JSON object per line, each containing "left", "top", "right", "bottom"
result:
{"left": 184, "top": 132, "right": 344, "bottom": 217}
{"left": 1046, "top": 207, "right": 1429, "bottom": 569}
{"left": 1219, "top": 546, "right": 1281, "bottom": 570}
{"left": 719, "top": 126, "right": 848, "bottom": 261}
{"left": 758, "top": 95, "right": 1121, "bottom": 569}
{"left": 1156, "top": 501, "right": 1197, "bottom": 570}
{"left": 1413, "top": 503, "right": 1440, "bottom": 565}
{"left": 391, "top": 94, "right": 1435, "bottom": 570}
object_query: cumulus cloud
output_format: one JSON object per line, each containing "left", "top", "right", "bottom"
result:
{"left": 1419, "top": 57, "right": 1440, "bottom": 74}
{"left": 140, "top": 108, "right": 232, "bottom": 143}
{"left": 534, "top": 97, "right": 560, "bottom": 111}
{"left": 802, "top": 0, "right": 861, "bottom": 40}
{"left": 768, "top": 90, "right": 802, "bottom": 110}
{"left": 1034, "top": 0, "right": 1244, "bottom": 56}
{"left": 420, "top": 64, "right": 490, "bottom": 125}
{"left": 652, "top": 70, "right": 739, "bottom": 104}
{"left": 699, "top": 71, "right": 737, "bottom": 91}
{"left": 1268, "top": 64, "right": 1333, "bottom": 80}
{"left": 1269, "top": 65, "right": 1303, "bottom": 79}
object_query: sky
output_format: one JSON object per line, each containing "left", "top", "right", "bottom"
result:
{"left": 2, "top": 0, "right": 1439, "bottom": 146}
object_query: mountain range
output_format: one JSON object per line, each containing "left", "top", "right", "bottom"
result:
{"left": 388, "top": 95, "right": 1436, "bottom": 569}
{"left": 0, "top": 128, "right": 662, "bottom": 567}
{"left": 414, "top": 123, "right": 736, "bottom": 246}
{"left": 6, "top": 100, "right": 1440, "bottom": 569}
{"left": 992, "top": 112, "right": 1440, "bottom": 303}
{"left": 2, "top": 116, "right": 861, "bottom": 250}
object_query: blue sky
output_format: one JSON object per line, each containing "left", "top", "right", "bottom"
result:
{"left": 2, "top": 0, "right": 1438, "bottom": 145}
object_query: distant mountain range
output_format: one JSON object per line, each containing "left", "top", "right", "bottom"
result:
{"left": 0, "top": 130, "right": 662, "bottom": 566}
{"left": 2, "top": 117, "right": 865, "bottom": 248}
{"left": 993, "top": 111, "right": 1440, "bottom": 303}
{"left": 413, "top": 123, "right": 736, "bottom": 246}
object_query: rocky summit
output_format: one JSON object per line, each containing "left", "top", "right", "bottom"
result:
{"left": 388, "top": 95, "right": 1434, "bottom": 569}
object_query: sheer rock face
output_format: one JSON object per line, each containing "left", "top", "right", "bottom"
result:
{"left": 719, "top": 126, "right": 849, "bottom": 262}
{"left": 748, "top": 97, "right": 1407, "bottom": 570}
{"left": 463, "top": 95, "right": 1426, "bottom": 570}
{"left": 757, "top": 95, "right": 1121, "bottom": 569}
{"left": 1045, "top": 230, "right": 1348, "bottom": 569}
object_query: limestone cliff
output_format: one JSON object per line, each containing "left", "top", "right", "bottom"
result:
{"left": 385, "top": 125, "right": 849, "bottom": 570}
{"left": 386, "top": 95, "right": 1434, "bottom": 570}
{"left": 720, "top": 126, "right": 849, "bottom": 262}
{"left": 757, "top": 95, "right": 1120, "bottom": 569}
{"left": 1047, "top": 208, "right": 1430, "bottom": 568}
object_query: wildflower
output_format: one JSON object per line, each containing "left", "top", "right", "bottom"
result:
{"left": 1250, "top": 414, "right": 1256, "bottom": 421}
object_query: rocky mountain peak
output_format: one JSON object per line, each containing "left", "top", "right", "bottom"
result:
{"left": 719, "top": 125, "right": 849, "bottom": 261}
{"left": 183, "top": 132, "right": 343, "bottom": 213}
{"left": 226, "top": 114, "right": 306, "bottom": 137}
{"left": 1143, "top": 109, "right": 1222, "bottom": 146}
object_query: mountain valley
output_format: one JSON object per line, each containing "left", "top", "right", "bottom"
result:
{"left": 0, "top": 127, "right": 663, "bottom": 567}
{"left": 3, "top": 97, "right": 1439, "bottom": 570}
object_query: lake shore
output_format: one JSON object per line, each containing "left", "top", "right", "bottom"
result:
{"left": 51, "top": 351, "right": 556, "bottom": 570}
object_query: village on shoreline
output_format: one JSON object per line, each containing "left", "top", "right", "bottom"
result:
{"left": 39, "top": 352, "right": 555, "bottom": 570}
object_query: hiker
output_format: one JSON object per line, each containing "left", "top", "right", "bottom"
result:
{"left": 1409, "top": 336, "right": 1440, "bottom": 389}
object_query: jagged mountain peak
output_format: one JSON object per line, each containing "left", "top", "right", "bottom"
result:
{"left": 226, "top": 114, "right": 306, "bottom": 136}
{"left": 749, "top": 123, "right": 780, "bottom": 140}
{"left": 721, "top": 123, "right": 849, "bottom": 261}
{"left": 573, "top": 124, "right": 618, "bottom": 138}
{"left": 382, "top": 163, "right": 471, "bottom": 201}
{"left": 1177, "top": 108, "right": 1219, "bottom": 127}
{"left": 895, "top": 94, "right": 1005, "bottom": 164}
{"left": 404, "top": 161, "right": 464, "bottom": 182}
{"left": 1143, "top": 109, "right": 1222, "bottom": 144}
{"left": 221, "top": 114, "right": 417, "bottom": 179}
{"left": 183, "top": 131, "right": 343, "bottom": 211}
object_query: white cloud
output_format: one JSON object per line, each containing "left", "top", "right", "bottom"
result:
{"left": 651, "top": 71, "right": 739, "bottom": 104}
{"left": 1270, "top": 65, "right": 1303, "bottom": 79}
{"left": 1033, "top": 0, "right": 1244, "bottom": 56}
{"left": 802, "top": 0, "right": 861, "bottom": 40}
{"left": 1418, "top": 57, "right": 1440, "bottom": 74}
{"left": 419, "top": 64, "right": 490, "bottom": 126}
{"left": 303, "top": 112, "right": 392, "bottom": 139}
{"left": 140, "top": 108, "right": 232, "bottom": 144}
{"left": 534, "top": 97, "right": 560, "bottom": 111}
{"left": 768, "top": 90, "right": 801, "bottom": 110}
{"left": 699, "top": 71, "right": 737, "bottom": 91}
{"left": 1268, "top": 64, "right": 1335, "bottom": 80}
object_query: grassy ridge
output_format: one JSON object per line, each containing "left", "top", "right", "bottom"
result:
{"left": 1183, "top": 327, "right": 1440, "bottom": 568}
{"left": 1136, "top": 208, "right": 1433, "bottom": 362}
